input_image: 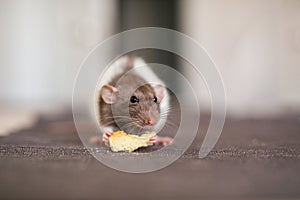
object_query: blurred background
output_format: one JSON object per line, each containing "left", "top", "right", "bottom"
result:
{"left": 0, "top": 0, "right": 300, "bottom": 134}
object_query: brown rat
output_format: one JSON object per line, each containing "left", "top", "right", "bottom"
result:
{"left": 96, "top": 56, "right": 172, "bottom": 146}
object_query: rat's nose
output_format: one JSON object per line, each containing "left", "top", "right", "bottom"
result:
{"left": 145, "top": 117, "right": 154, "bottom": 125}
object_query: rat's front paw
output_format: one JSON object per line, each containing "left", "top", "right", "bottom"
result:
{"left": 102, "top": 132, "right": 112, "bottom": 146}
{"left": 148, "top": 134, "right": 158, "bottom": 145}
{"left": 154, "top": 136, "right": 173, "bottom": 146}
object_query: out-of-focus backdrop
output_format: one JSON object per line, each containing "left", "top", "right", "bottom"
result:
{"left": 1, "top": 0, "right": 300, "bottom": 116}
{"left": 0, "top": 0, "right": 299, "bottom": 133}
{"left": 180, "top": 0, "right": 300, "bottom": 117}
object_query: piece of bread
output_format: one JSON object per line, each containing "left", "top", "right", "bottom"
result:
{"left": 109, "top": 130, "right": 155, "bottom": 152}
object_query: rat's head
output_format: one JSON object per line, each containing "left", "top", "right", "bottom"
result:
{"left": 100, "top": 84, "right": 164, "bottom": 128}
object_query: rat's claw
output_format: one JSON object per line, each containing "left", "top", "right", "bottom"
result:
{"left": 102, "top": 132, "right": 112, "bottom": 146}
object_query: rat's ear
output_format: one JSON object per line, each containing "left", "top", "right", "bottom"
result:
{"left": 153, "top": 84, "right": 164, "bottom": 103}
{"left": 100, "top": 85, "right": 118, "bottom": 104}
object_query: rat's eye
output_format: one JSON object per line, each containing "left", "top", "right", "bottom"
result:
{"left": 153, "top": 96, "right": 157, "bottom": 103}
{"left": 130, "top": 96, "right": 139, "bottom": 103}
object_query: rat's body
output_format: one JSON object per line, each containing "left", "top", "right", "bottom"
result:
{"left": 96, "top": 56, "right": 172, "bottom": 146}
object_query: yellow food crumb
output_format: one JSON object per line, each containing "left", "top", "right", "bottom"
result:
{"left": 109, "top": 130, "right": 155, "bottom": 152}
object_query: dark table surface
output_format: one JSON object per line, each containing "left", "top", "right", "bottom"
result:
{"left": 0, "top": 111, "right": 300, "bottom": 200}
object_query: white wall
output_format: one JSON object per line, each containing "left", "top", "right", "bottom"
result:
{"left": 179, "top": 0, "right": 300, "bottom": 117}
{"left": 0, "top": 0, "right": 117, "bottom": 108}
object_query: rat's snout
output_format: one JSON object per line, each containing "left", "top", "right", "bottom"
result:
{"left": 145, "top": 116, "right": 157, "bottom": 126}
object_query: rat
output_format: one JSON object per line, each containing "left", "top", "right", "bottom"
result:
{"left": 95, "top": 56, "right": 173, "bottom": 146}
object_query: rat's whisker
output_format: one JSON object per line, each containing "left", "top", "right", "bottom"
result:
{"left": 112, "top": 116, "right": 133, "bottom": 120}
{"left": 137, "top": 126, "right": 143, "bottom": 135}
{"left": 160, "top": 120, "right": 179, "bottom": 128}
{"left": 165, "top": 121, "right": 179, "bottom": 128}
{"left": 160, "top": 107, "right": 180, "bottom": 113}
{"left": 160, "top": 110, "right": 181, "bottom": 117}
{"left": 120, "top": 121, "right": 136, "bottom": 130}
